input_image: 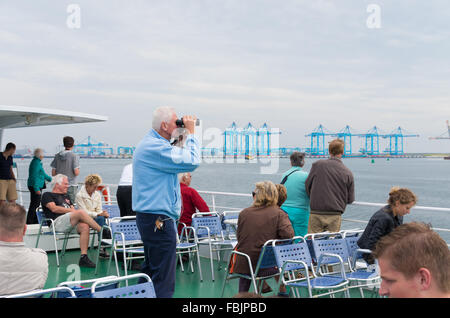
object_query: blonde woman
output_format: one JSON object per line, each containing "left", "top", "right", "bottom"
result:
{"left": 233, "top": 181, "right": 294, "bottom": 295}
{"left": 75, "top": 174, "right": 110, "bottom": 258}
{"left": 357, "top": 187, "right": 418, "bottom": 264}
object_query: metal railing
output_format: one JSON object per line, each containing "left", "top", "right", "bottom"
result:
{"left": 16, "top": 179, "right": 450, "bottom": 244}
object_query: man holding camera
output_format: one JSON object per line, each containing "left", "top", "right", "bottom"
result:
{"left": 133, "top": 106, "right": 200, "bottom": 298}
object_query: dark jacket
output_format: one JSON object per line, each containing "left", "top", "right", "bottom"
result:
{"left": 305, "top": 157, "right": 354, "bottom": 214}
{"left": 234, "top": 205, "right": 294, "bottom": 275}
{"left": 357, "top": 205, "right": 403, "bottom": 263}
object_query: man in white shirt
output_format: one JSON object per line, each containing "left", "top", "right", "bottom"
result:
{"left": 116, "top": 164, "right": 134, "bottom": 217}
{"left": 0, "top": 203, "right": 48, "bottom": 296}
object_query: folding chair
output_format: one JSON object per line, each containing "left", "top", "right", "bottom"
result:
{"left": 57, "top": 276, "right": 119, "bottom": 298}
{"left": 35, "top": 209, "right": 82, "bottom": 267}
{"left": 4, "top": 286, "right": 76, "bottom": 298}
{"left": 176, "top": 225, "right": 203, "bottom": 281}
{"left": 191, "top": 212, "right": 237, "bottom": 281}
{"left": 221, "top": 210, "right": 240, "bottom": 239}
{"left": 221, "top": 239, "right": 280, "bottom": 297}
{"left": 105, "top": 217, "right": 145, "bottom": 278}
{"left": 341, "top": 231, "right": 381, "bottom": 297}
{"left": 102, "top": 204, "right": 121, "bottom": 222}
{"left": 90, "top": 273, "right": 156, "bottom": 298}
{"left": 272, "top": 237, "right": 349, "bottom": 298}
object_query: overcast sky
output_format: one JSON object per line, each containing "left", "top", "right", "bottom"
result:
{"left": 1, "top": 0, "right": 450, "bottom": 154}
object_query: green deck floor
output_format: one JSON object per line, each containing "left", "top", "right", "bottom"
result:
{"left": 44, "top": 248, "right": 379, "bottom": 298}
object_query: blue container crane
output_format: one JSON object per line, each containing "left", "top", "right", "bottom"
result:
{"left": 305, "top": 124, "right": 334, "bottom": 155}
{"left": 382, "top": 127, "right": 419, "bottom": 155}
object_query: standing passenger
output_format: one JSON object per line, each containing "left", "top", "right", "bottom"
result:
{"left": 305, "top": 139, "right": 355, "bottom": 233}
{"left": 26, "top": 148, "right": 52, "bottom": 224}
{"left": 133, "top": 107, "right": 200, "bottom": 298}
{"left": 50, "top": 136, "right": 80, "bottom": 204}
{"left": 116, "top": 163, "right": 134, "bottom": 217}
{"left": 0, "top": 143, "right": 17, "bottom": 206}
{"left": 280, "top": 152, "right": 310, "bottom": 237}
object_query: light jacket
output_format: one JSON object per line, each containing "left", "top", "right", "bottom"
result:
{"left": 0, "top": 241, "right": 48, "bottom": 296}
{"left": 280, "top": 167, "right": 310, "bottom": 211}
{"left": 27, "top": 156, "right": 52, "bottom": 192}
{"left": 75, "top": 185, "right": 103, "bottom": 218}
{"left": 132, "top": 129, "right": 200, "bottom": 220}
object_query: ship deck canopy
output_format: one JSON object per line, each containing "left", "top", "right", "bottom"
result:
{"left": 0, "top": 105, "right": 108, "bottom": 129}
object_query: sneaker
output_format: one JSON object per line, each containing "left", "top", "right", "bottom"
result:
{"left": 99, "top": 247, "right": 110, "bottom": 259}
{"left": 79, "top": 254, "right": 96, "bottom": 268}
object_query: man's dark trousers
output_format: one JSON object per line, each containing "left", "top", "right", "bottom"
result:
{"left": 136, "top": 212, "right": 176, "bottom": 298}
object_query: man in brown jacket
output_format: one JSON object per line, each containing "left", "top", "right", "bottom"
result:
{"left": 305, "top": 139, "right": 355, "bottom": 233}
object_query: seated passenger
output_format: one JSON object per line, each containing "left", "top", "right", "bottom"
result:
{"left": 178, "top": 172, "right": 210, "bottom": 234}
{"left": 75, "top": 174, "right": 110, "bottom": 258}
{"left": 275, "top": 184, "right": 287, "bottom": 207}
{"left": 41, "top": 174, "right": 102, "bottom": 268}
{"left": 0, "top": 203, "right": 48, "bottom": 296}
{"left": 233, "top": 181, "right": 294, "bottom": 295}
{"left": 373, "top": 222, "right": 450, "bottom": 298}
{"left": 357, "top": 187, "right": 417, "bottom": 264}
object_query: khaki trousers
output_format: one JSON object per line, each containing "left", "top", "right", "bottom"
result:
{"left": 307, "top": 213, "right": 342, "bottom": 234}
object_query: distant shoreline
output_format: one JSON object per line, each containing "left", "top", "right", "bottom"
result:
{"left": 12, "top": 153, "right": 450, "bottom": 160}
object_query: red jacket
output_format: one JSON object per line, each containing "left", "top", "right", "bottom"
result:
{"left": 178, "top": 183, "right": 210, "bottom": 233}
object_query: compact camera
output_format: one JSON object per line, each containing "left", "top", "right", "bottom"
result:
{"left": 175, "top": 117, "right": 200, "bottom": 128}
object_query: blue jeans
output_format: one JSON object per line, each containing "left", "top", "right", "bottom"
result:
{"left": 136, "top": 212, "right": 176, "bottom": 298}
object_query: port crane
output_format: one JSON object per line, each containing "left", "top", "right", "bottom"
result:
{"left": 429, "top": 120, "right": 450, "bottom": 140}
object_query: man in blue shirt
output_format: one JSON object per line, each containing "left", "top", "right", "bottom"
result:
{"left": 133, "top": 107, "right": 200, "bottom": 298}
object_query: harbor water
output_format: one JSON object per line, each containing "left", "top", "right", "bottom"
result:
{"left": 14, "top": 156, "right": 450, "bottom": 243}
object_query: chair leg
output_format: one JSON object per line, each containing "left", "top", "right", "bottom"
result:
{"left": 52, "top": 231, "right": 60, "bottom": 267}
{"left": 94, "top": 231, "right": 103, "bottom": 275}
{"left": 208, "top": 241, "right": 215, "bottom": 281}
{"left": 195, "top": 248, "right": 203, "bottom": 282}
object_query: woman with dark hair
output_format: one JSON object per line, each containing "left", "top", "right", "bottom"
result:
{"left": 26, "top": 148, "right": 52, "bottom": 224}
{"left": 280, "top": 152, "right": 310, "bottom": 237}
{"left": 357, "top": 187, "right": 417, "bottom": 264}
{"left": 233, "top": 181, "right": 294, "bottom": 295}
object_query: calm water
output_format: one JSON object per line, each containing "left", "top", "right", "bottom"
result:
{"left": 14, "top": 156, "right": 450, "bottom": 242}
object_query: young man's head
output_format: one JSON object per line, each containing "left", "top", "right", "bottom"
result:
{"left": 0, "top": 203, "right": 27, "bottom": 242}
{"left": 373, "top": 222, "right": 450, "bottom": 298}
{"left": 328, "top": 139, "right": 345, "bottom": 157}
{"left": 63, "top": 136, "right": 75, "bottom": 150}
{"left": 4, "top": 142, "right": 16, "bottom": 155}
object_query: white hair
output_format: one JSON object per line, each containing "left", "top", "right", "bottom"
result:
{"left": 34, "top": 148, "right": 44, "bottom": 157}
{"left": 52, "top": 174, "right": 68, "bottom": 189}
{"left": 152, "top": 106, "right": 176, "bottom": 131}
{"left": 178, "top": 172, "right": 190, "bottom": 182}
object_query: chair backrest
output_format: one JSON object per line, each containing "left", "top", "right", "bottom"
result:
{"left": 254, "top": 240, "right": 278, "bottom": 272}
{"left": 272, "top": 238, "right": 313, "bottom": 272}
{"left": 5, "top": 286, "right": 76, "bottom": 298}
{"left": 191, "top": 212, "right": 223, "bottom": 237}
{"left": 57, "top": 276, "right": 119, "bottom": 298}
{"left": 103, "top": 204, "right": 121, "bottom": 218}
{"left": 91, "top": 273, "right": 156, "bottom": 298}
{"left": 110, "top": 217, "right": 141, "bottom": 241}
{"left": 311, "top": 238, "right": 350, "bottom": 266}
{"left": 36, "top": 209, "right": 46, "bottom": 225}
